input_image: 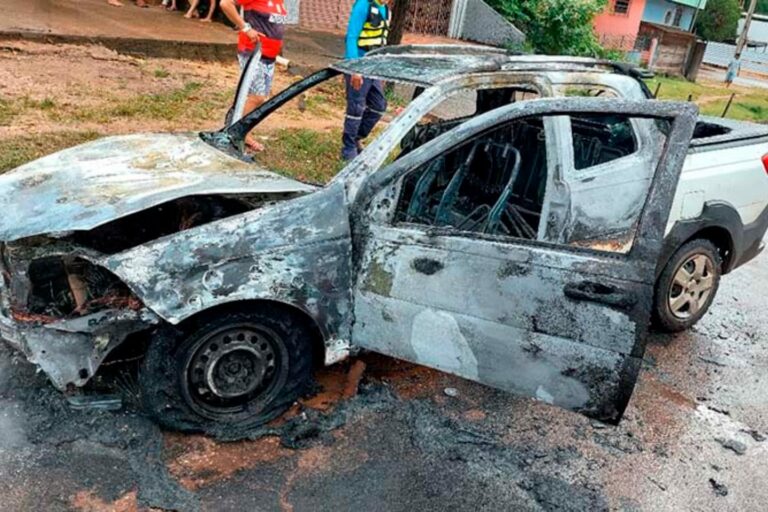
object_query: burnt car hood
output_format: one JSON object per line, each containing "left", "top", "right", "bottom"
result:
{"left": 0, "top": 133, "right": 316, "bottom": 242}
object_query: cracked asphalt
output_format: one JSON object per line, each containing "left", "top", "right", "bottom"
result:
{"left": 0, "top": 242, "right": 766, "bottom": 511}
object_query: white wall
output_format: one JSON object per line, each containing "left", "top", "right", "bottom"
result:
{"left": 737, "top": 13, "right": 768, "bottom": 44}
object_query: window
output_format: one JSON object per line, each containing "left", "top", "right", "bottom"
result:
{"left": 664, "top": 10, "right": 673, "bottom": 24}
{"left": 399, "top": 87, "right": 540, "bottom": 159}
{"left": 395, "top": 115, "right": 548, "bottom": 241}
{"left": 391, "top": 114, "right": 669, "bottom": 255}
{"left": 570, "top": 114, "right": 638, "bottom": 170}
{"left": 613, "top": 0, "right": 631, "bottom": 15}
{"left": 673, "top": 6, "right": 684, "bottom": 27}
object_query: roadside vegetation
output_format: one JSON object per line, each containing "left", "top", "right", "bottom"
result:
{"left": 646, "top": 76, "right": 768, "bottom": 122}
{"left": 487, "top": 0, "right": 612, "bottom": 57}
{"left": 1, "top": 41, "right": 765, "bottom": 180}
{"left": 0, "top": 131, "right": 100, "bottom": 172}
{"left": 257, "top": 128, "right": 344, "bottom": 184}
{"left": 695, "top": 0, "right": 741, "bottom": 42}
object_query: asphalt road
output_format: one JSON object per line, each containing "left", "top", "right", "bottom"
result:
{"left": 0, "top": 240, "right": 765, "bottom": 512}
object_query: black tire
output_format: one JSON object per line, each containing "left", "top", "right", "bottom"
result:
{"left": 654, "top": 238, "right": 722, "bottom": 333}
{"left": 138, "top": 305, "right": 316, "bottom": 435}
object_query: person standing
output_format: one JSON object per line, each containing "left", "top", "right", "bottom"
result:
{"left": 341, "top": 0, "right": 392, "bottom": 161}
{"left": 221, "top": 0, "right": 288, "bottom": 151}
{"left": 185, "top": 0, "right": 218, "bottom": 21}
{"left": 725, "top": 53, "right": 741, "bottom": 88}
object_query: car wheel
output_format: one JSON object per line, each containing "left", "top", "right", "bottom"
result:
{"left": 654, "top": 239, "right": 722, "bottom": 333}
{"left": 138, "top": 306, "right": 316, "bottom": 434}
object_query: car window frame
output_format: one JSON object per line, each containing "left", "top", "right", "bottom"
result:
{"left": 350, "top": 99, "right": 697, "bottom": 277}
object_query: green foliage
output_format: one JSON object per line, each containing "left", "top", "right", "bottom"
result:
{"left": 758, "top": 0, "right": 768, "bottom": 15}
{"left": 695, "top": 0, "right": 741, "bottom": 42}
{"left": 487, "top": 0, "right": 609, "bottom": 56}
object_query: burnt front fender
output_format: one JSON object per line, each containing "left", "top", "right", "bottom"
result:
{"left": 0, "top": 308, "right": 160, "bottom": 390}
{"left": 102, "top": 183, "right": 353, "bottom": 343}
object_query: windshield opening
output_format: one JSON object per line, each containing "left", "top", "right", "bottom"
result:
{"left": 211, "top": 68, "right": 416, "bottom": 186}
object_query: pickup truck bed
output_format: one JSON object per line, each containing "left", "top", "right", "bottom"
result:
{"left": 692, "top": 116, "right": 768, "bottom": 151}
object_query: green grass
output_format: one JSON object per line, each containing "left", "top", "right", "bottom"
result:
{"left": 300, "top": 79, "right": 348, "bottom": 117}
{"left": 0, "top": 131, "right": 101, "bottom": 173}
{"left": 52, "top": 82, "right": 232, "bottom": 124}
{"left": 644, "top": 76, "right": 768, "bottom": 122}
{"left": 384, "top": 87, "right": 409, "bottom": 109}
{"left": 154, "top": 68, "right": 171, "bottom": 79}
{"left": 2, "top": 82, "right": 232, "bottom": 126}
{"left": 0, "top": 98, "right": 18, "bottom": 126}
{"left": 257, "top": 128, "right": 344, "bottom": 184}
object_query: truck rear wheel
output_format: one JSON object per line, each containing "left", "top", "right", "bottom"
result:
{"left": 654, "top": 239, "right": 721, "bottom": 333}
{"left": 138, "top": 306, "right": 316, "bottom": 435}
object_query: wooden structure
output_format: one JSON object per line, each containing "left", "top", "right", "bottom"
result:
{"left": 639, "top": 21, "right": 697, "bottom": 76}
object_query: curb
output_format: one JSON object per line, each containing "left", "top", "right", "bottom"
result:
{"left": 0, "top": 30, "right": 235, "bottom": 62}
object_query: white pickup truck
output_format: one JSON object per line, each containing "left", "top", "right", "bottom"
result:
{"left": 346, "top": 46, "right": 768, "bottom": 333}
{"left": 0, "top": 46, "right": 766, "bottom": 433}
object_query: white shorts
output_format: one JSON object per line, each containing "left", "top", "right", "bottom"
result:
{"left": 237, "top": 54, "right": 275, "bottom": 97}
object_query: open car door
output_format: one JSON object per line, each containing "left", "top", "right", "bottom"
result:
{"left": 349, "top": 98, "right": 697, "bottom": 423}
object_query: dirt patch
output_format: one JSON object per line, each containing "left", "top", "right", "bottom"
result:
{"left": 166, "top": 434, "right": 291, "bottom": 490}
{"left": 362, "top": 353, "right": 449, "bottom": 400}
{"left": 71, "top": 490, "right": 139, "bottom": 512}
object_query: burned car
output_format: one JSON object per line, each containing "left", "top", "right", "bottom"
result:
{"left": 0, "top": 46, "right": 704, "bottom": 433}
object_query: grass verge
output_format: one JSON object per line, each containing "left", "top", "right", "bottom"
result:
{"left": 645, "top": 76, "right": 768, "bottom": 122}
{"left": 0, "top": 131, "right": 101, "bottom": 173}
{"left": 257, "top": 128, "right": 344, "bottom": 184}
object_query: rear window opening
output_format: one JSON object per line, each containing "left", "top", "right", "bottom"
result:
{"left": 693, "top": 121, "right": 732, "bottom": 139}
{"left": 66, "top": 194, "right": 297, "bottom": 255}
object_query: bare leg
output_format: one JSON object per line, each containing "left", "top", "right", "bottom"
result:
{"left": 243, "top": 94, "right": 267, "bottom": 151}
{"left": 201, "top": 0, "right": 216, "bottom": 21}
{"left": 108, "top": 0, "right": 124, "bottom": 7}
{"left": 185, "top": 0, "right": 200, "bottom": 18}
{"left": 166, "top": 0, "right": 177, "bottom": 10}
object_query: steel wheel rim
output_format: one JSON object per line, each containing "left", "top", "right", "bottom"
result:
{"left": 668, "top": 253, "right": 715, "bottom": 320}
{"left": 181, "top": 323, "right": 287, "bottom": 420}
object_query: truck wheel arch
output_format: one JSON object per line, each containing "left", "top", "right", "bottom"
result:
{"left": 659, "top": 202, "right": 742, "bottom": 277}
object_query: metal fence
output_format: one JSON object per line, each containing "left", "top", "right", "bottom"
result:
{"left": 406, "top": 0, "right": 454, "bottom": 36}
{"left": 297, "top": 0, "right": 454, "bottom": 35}
{"left": 598, "top": 34, "right": 653, "bottom": 52}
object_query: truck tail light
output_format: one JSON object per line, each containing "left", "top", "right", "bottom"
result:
{"left": 763, "top": 153, "right": 768, "bottom": 175}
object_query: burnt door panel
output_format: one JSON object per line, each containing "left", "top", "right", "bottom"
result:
{"left": 351, "top": 99, "right": 697, "bottom": 423}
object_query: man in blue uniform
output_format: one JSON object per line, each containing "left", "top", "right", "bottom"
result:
{"left": 341, "top": 0, "right": 392, "bottom": 161}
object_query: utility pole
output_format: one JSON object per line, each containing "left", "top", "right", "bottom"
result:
{"left": 690, "top": 0, "right": 703, "bottom": 33}
{"left": 736, "top": 0, "right": 758, "bottom": 55}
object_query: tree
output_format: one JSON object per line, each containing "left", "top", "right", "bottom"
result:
{"left": 388, "top": 0, "right": 413, "bottom": 46}
{"left": 695, "top": 0, "right": 741, "bottom": 42}
{"left": 758, "top": 0, "right": 768, "bottom": 15}
{"left": 487, "top": 0, "right": 609, "bottom": 57}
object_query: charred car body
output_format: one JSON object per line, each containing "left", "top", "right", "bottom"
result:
{"left": 1, "top": 46, "right": 766, "bottom": 433}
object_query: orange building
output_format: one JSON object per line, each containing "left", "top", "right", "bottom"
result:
{"left": 593, "top": 0, "right": 647, "bottom": 50}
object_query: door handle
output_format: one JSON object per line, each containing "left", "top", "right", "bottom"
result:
{"left": 563, "top": 280, "right": 636, "bottom": 310}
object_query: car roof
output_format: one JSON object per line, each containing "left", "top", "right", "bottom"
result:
{"left": 329, "top": 44, "right": 648, "bottom": 87}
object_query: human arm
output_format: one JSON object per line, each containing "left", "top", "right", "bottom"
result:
{"left": 220, "top": 0, "right": 260, "bottom": 42}
{"left": 345, "top": 0, "right": 369, "bottom": 60}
